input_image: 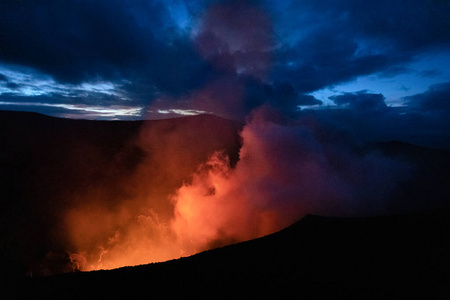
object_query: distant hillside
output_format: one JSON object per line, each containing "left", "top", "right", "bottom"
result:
{"left": 5, "top": 208, "right": 450, "bottom": 298}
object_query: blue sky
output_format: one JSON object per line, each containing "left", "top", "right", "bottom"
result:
{"left": 0, "top": 0, "right": 449, "bottom": 121}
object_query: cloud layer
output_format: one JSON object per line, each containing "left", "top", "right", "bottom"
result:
{"left": 0, "top": 0, "right": 449, "bottom": 120}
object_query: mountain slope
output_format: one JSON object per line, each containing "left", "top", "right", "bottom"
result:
{"left": 7, "top": 208, "right": 450, "bottom": 299}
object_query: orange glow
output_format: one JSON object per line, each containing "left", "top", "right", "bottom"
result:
{"left": 65, "top": 117, "right": 312, "bottom": 271}
{"left": 63, "top": 109, "right": 405, "bottom": 272}
{"left": 65, "top": 105, "right": 409, "bottom": 272}
{"left": 65, "top": 148, "right": 288, "bottom": 271}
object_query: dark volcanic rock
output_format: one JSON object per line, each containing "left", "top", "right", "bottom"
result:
{"left": 5, "top": 208, "right": 450, "bottom": 298}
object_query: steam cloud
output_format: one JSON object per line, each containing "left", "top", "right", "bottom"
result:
{"left": 65, "top": 106, "right": 410, "bottom": 271}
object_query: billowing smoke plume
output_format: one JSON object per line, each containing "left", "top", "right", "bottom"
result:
{"left": 169, "top": 108, "right": 411, "bottom": 253}
{"left": 65, "top": 106, "right": 410, "bottom": 271}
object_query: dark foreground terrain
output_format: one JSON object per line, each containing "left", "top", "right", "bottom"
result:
{"left": 3, "top": 208, "right": 450, "bottom": 299}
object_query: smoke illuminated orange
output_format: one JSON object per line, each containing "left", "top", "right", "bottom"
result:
{"left": 64, "top": 108, "right": 408, "bottom": 272}
{"left": 65, "top": 116, "right": 305, "bottom": 271}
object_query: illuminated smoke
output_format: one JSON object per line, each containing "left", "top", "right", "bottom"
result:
{"left": 170, "top": 108, "right": 411, "bottom": 253}
{"left": 64, "top": 115, "right": 242, "bottom": 271}
{"left": 66, "top": 107, "right": 409, "bottom": 271}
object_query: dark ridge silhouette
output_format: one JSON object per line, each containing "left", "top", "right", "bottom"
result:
{"left": 369, "top": 141, "right": 450, "bottom": 213}
{"left": 4, "top": 208, "right": 450, "bottom": 298}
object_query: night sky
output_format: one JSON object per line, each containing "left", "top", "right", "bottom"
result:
{"left": 0, "top": 0, "right": 449, "bottom": 126}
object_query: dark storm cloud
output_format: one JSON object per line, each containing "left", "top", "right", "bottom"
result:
{"left": 280, "top": 0, "right": 450, "bottom": 51}
{"left": 194, "top": 1, "right": 274, "bottom": 78}
{"left": 330, "top": 91, "right": 387, "bottom": 112}
{"left": 341, "top": 0, "right": 450, "bottom": 51}
{"left": 273, "top": 81, "right": 322, "bottom": 111}
{"left": 273, "top": 30, "right": 394, "bottom": 93}
{"left": 404, "top": 82, "right": 450, "bottom": 112}
{"left": 0, "top": 0, "right": 208, "bottom": 96}
{"left": 0, "top": 0, "right": 326, "bottom": 118}
{"left": 270, "top": 0, "right": 450, "bottom": 93}
{"left": 0, "top": 0, "right": 449, "bottom": 118}
{"left": 168, "top": 1, "right": 324, "bottom": 120}
{"left": 0, "top": 0, "right": 157, "bottom": 83}
{"left": 312, "top": 84, "right": 450, "bottom": 148}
